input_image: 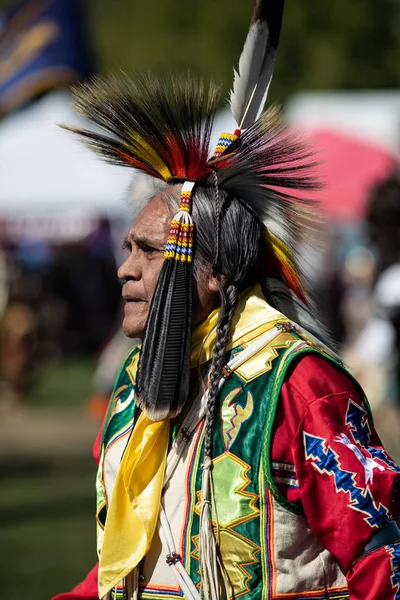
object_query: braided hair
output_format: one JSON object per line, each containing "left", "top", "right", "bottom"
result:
{"left": 203, "top": 283, "right": 239, "bottom": 460}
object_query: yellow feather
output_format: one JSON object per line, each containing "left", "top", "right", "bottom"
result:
{"left": 127, "top": 132, "right": 172, "bottom": 181}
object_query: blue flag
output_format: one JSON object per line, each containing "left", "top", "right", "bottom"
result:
{"left": 0, "top": 0, "right": 93, "bottom": 116}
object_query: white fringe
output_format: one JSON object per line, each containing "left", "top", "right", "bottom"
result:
{"left": 127, "top": 569, "right": 139, "bottom": 600}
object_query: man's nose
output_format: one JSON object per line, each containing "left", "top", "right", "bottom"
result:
{"left": 118, "top": 254, "right": 141, "bottom": 282}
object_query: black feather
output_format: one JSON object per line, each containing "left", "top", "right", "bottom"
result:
{"left": 135, "top": 258, "right": 192, "bottom": 421}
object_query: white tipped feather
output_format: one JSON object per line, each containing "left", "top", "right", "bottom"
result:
{"left": 230, "top": 20, "right": 269, "bottom": 127}
{"left": 230, "top": 0, "right": 284, "bottom": 130}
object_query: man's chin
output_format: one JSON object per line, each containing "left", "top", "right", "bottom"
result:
{"left": 122, "top": 319, "right": 145, "bottom": 340}
{"left": 121, "top": 302, "right": 147, "bottom": 339}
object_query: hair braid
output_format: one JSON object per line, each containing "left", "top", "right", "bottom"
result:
{"left": 203, "top": 283, "right": 239, "bottom": 461}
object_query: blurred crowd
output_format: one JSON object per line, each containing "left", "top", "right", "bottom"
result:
{"left": 0, "top": 220, "right": 121, "bottom": 409}
{"left": 0, "top": 0, "right": 399, "bottom": 426}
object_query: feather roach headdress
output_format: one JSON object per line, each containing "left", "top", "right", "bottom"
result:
{"left": 65, "top": 0, "right": 317, "bottom": 423}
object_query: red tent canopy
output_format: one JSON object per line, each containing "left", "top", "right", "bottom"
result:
{"left": 309, "top": 129, "right": 398, "bottom": 222}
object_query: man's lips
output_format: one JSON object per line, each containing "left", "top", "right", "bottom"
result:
{"left": 122, "top": 284, "right": 147, "bottom": 303}
{"left": 123, "top": 296, "right": 146, "bottom": 302}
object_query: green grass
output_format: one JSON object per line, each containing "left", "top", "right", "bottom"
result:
{"left": 0, "top": 455, "right": 98, "bottom": 600}
{"left": 1, "top": 358, "right": 100, "bottom": 599}
{"left": 29, "top": 357, "right": 96, "bottom": 406}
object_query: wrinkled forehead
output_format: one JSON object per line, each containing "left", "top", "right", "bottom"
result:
{"left": 128, "top": 193, "right": 168, "bottom": 246}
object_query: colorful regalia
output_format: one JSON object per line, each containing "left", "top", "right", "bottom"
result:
{"left": 53, "top": 1, "right": 400, "bottom": 599}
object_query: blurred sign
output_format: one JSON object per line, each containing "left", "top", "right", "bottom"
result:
{"left": 0, "top": 214, "right": 98, "bottom": 244}
{"left": 0, "top": 0, "right": 92, "bottom": 116}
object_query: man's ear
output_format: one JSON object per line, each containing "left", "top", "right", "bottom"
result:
{"left": 207, "top": 274, "right": 228, "bottom": 293}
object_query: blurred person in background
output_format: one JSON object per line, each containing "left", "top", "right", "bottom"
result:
{"left": 363, "top": 172, "right": 400, "bottom": 405}
{"left": 346, "top": 172, "right": 400, "bottom": 459}
{"left": 0, "top": 298, "right": 36, "bottom": 409}
{"left": 0, "top": 242, "right": 37, "bottom": 410}
{"left": 53, "top": 2, "right": 400, "bottom": 600}
{"left": 0, "top": 247, "right": 7, "bottom": 318}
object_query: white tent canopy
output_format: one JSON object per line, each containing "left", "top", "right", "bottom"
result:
{"left": 0, "top": 90, "right": 133, "bottom": 232}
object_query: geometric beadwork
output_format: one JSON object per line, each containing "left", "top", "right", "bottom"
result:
{"left": 164, "top": 181, "right": 195, "bottom": 262}
{"left": 213, "top": 131, "right": 240, "bottom": 157}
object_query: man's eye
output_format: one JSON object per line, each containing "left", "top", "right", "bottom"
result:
{"left": 138, "top": 241, "right": 161, "bottom": 254}
{"left": 142, "top": 245, "right": 159, "bottom": 254}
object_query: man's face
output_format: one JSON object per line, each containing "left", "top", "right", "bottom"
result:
{"left": 118, "top": 193, "right": 170, "bottom": 338}
{"left": 119, "top": 191, "right": 217, "bottom": 339}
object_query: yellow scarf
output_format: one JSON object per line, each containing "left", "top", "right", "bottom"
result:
{"left": 98, "top": 284, "right": 284, "bottom": 597}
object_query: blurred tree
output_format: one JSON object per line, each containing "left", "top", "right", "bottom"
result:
{"left": 0, "top": 0, "right": 399, "bottom": 103}
{"left": 89, "top": 0, "right": 400, "bottom": 103}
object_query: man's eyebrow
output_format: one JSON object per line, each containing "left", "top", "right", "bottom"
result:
{"left": 130, "top": 232, "right": 165, "bottom": 251}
